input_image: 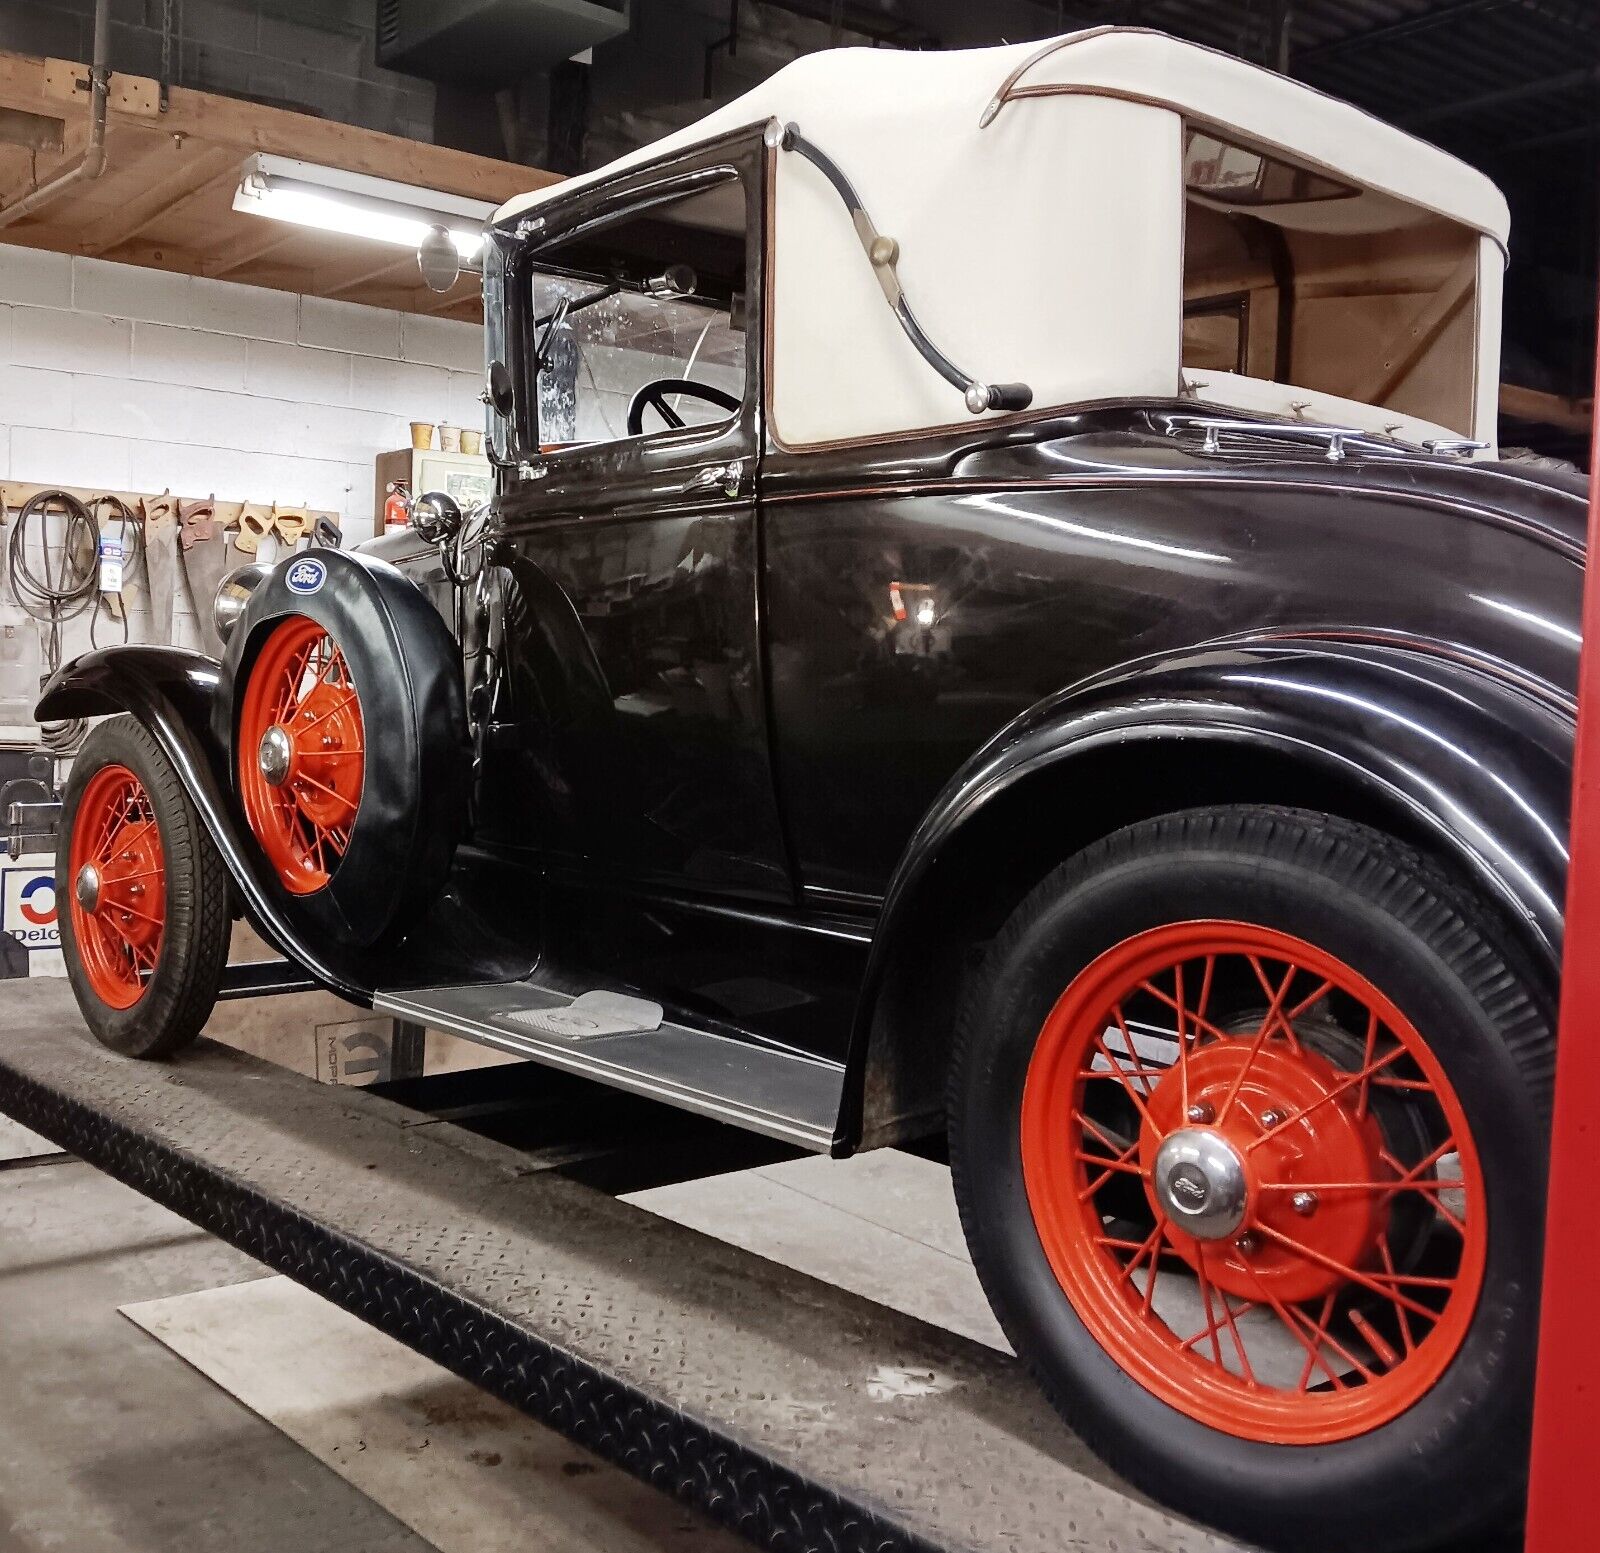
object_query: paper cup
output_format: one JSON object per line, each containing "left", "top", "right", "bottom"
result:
{"left": 410, "top": 421, "right": 435, "bottom": 450}
{"left": 439, "top": 424, "right": 462, "bottom": 452}
{"left": 460, "top": 429, "right": 482, "bottom": 455}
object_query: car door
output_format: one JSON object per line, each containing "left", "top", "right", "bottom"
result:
{"left": 474, "top": 134, "right": 790, "bottom": 905}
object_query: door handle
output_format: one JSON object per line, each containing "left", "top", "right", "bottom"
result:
{"left": 687, "top": 459, "right": 744, "bottom": 498}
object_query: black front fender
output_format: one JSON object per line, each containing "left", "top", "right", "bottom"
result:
{"left": 842, "top": 640, "right": 1572, "bottom": 1150}
{"left": 36, "top": 645, "right": 373, "bottom": 1003}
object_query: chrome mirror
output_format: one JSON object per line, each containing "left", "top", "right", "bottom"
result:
{"left": 486, "top": 359, "right": 514, "bottom": 417}
{"left": 419, "top": 225, "right": 468, "bottom": 293}
{"left": 412, "top": 490, "right": 462, "bottom": 545}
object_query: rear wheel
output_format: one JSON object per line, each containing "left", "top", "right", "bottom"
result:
{"left": 948, "top": 806, "right": 1550, "bottom": 1552}
{"left": 58, "top": 716, "right": 231, "bottom": 1057}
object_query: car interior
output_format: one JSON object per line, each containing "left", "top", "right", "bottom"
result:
{"left": 1181, "top": 126, "right": 1482, "bottom": 433}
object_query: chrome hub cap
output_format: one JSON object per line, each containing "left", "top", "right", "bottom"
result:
{"left": 74, "top": 862, "right": 102, "bottom": 914}
{"left": 257, "top": 725, "right": 294, "bottom": 787}
{"left": 1152, "top": 1127, "right": 1249, "bottom": 1241}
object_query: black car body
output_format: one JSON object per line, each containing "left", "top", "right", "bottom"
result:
{"left": 40, "top": 29, "right": 1582, "bottom": 1553}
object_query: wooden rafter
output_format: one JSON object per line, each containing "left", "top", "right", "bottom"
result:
{"left": 203, "top": 222, "right": 302, "bottom": 278}
{"left": 85, "top": 145, "right": 239, "bottom": 256}
{"left": 0, "top": 47, "right": 556, "bottom": 318}
{"left": 316, "top": 249, "right": 419, "bottom": 298}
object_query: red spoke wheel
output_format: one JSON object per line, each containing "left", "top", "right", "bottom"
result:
{"left": 59, "top": 716, "right": 232, "bottom": 1058}
{"left": 948, "top": 807, "right": 1552, "bottom": 1553}
{"left": 67, "top": 763, "right": 166, "bottom": 1009}
{"left": 237, "top": 615, "right": 366, "bottom": 895}
{"left": 1021, "top": 919, "right": 1485, "bottom": 1444}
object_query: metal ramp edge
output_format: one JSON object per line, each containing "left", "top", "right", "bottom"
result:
{"left": 0, "top": 981, "right": 1246, "bottom": 1553}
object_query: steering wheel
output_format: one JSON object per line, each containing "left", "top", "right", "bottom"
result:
{"left": 627, "top": 378, "right": 740, "bottom": 436}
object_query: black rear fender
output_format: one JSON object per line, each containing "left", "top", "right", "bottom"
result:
{"left": 841, "top": 640, "right": 1572, "bottom": 1152}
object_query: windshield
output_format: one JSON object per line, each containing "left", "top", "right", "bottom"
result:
{"left": 531, "top": 275, "right": 746, "bottom": 447}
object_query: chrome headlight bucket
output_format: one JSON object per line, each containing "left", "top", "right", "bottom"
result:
{"left": 213, "top": 562, "right": 271, "bottom": 646}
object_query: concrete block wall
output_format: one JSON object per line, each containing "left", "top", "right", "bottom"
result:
{"left": 0, "top": 244, "right": 486, "bottom": 530}
{"left": 0, "top": 241, "right": 484, "bottom": 664}
{"left": 0, "top": 241, "right": 739, "bottom": 676}
{"left": 0, "top": 0, "right": 435, "bottom": 143}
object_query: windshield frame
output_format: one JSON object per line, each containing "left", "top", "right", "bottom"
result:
{"left": 487, "top": 130, "right": 767, "bottom": 475}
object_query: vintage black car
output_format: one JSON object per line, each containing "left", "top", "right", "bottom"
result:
{"left": 40, "top": 28, "right": 1580, "bottom": 1553}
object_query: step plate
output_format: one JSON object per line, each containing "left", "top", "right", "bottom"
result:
{"left": 375, "top": 981, "right": 843, "bottom": 1151}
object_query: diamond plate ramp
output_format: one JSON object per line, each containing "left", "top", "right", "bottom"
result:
{"left": 0, "top": 980, "right": 1248, "bottom": 1553}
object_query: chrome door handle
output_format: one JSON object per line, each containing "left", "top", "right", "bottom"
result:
{"left": 687, "top": 459, "right": 744, "bottom": 498}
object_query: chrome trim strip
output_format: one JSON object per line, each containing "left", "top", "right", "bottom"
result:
{"left": 763, "top": 470, "right": 1585, "bottom": 563}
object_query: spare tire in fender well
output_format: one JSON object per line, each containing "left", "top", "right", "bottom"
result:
{"left": 216, "top": 548, "right": 468, "bottom": 948}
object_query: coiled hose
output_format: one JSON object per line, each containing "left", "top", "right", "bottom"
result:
{"left": 6, "top": 489, "right": 144, "bottom": 753}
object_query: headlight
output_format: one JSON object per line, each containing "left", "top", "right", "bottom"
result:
{"left": 213, "top": 562, "right": 271, "bottom": 646}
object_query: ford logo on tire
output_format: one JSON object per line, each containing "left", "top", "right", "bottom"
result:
{"left": 286, "top": 557, "right": 327, "bottom": 596}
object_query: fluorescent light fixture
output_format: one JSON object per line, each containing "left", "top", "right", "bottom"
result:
{"left": 233, "top": 153, "right": 494, "bottom": 262}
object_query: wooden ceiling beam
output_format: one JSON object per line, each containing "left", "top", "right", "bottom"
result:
{"left": 357, "top": 282, "right": 483, "bottom": 320}
{"left": 88, "top": 148, "right": 241, "bottom": 256}
{"left": 316, "top": 249, "right": 419, "bottom": 297}
{"left": 202, "top": 221, "right": 301, "bottom": 278}
{"left": 418, "top": 285, "right": 483, "bottom": 317}
{"left": 0, "top": 49, "right": 552, "bottom": 204}
{"left": 91, "top": 234, "right": 315, "bottom": 295}
{"left": 0, "top": 47, "right": 552, "bottom": 317}
{"left": 156, "top": 85, "right": 554, "bottom": 205}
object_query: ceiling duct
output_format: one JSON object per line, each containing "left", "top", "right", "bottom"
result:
{"left": 375, "top": 0, "right": 629, "bottom": 86}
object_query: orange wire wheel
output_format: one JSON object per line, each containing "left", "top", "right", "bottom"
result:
{"left": 66, "top": 763, "right": 167, "bottom": 1009}
{"left": 1021, "top": 919, "right": 1487, "bottom": 1445}
{"left": 237, "top": 615, "right": 366, "bottom": 895}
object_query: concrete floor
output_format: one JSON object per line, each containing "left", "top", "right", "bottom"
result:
{"left": 0, "top": 1151, "right": 436, "bottom": 1553}
{"left": 0, "top": 1101, "right": 1009, "bottom": 1553}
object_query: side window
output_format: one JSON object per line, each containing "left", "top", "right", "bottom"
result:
{"left": 1180, "top": 125, "right": 1480, "bottom": 432}
{"left": 525, "top": 174, "right": 749, "bottom": 451}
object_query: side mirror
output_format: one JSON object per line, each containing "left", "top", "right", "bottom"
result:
{"left": 486, "top": 358, "right": 514, "bottom": 417}
{"left": 411, "top": 491, "right": 462, "bottom": 545}
{"left": 418, "top": 225, "right": 462, "bottom": 294}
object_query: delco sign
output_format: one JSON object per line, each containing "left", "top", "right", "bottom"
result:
{"left": 2, "top": 865, "right": 59, "bottom": 950}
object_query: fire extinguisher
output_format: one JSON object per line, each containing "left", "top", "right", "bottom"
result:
{"left": 384, "top": 481, "right": 411, "bottom": 530}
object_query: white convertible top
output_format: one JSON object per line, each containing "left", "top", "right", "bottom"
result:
{"left": 495, "top": 28, "right": 1509, "bottom": 451}
{"left": 495, "top": 27, "right": 1509, "bottom": 245}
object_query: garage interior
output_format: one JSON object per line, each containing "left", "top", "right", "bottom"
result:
{"left": 0, "top": 3, "right": 1594, "bottom": 1552}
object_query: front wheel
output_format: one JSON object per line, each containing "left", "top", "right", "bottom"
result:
{"left": 948, "top": 806, "right": 1551, "bottom": 1553}
{"left": 58, "top": 715, "right": 231, "bottom": 1058}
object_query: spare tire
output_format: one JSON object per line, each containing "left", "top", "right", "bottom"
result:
{"left": 216, "top": 548, "right": 467, "bottom": 948}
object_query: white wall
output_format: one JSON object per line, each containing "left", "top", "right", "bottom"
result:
{"left": 0, "top": 243, "right": 486, "bottom": 537}
{"left": 0, "top": 245, "right": 741, "bottom": 681}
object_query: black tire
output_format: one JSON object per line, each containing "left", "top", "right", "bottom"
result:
{"left": 58, "top": 715, "right": 231, "bottom": 1058}
{"left": 217, "top": 548, "right": 467, "bottom": 949}
{"left": 948, "top": 806, "right": 1552, "bottom": 1553}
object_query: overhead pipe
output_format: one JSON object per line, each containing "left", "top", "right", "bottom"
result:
{"left": 0, "top": 0, "right": 111, "bottom": 232}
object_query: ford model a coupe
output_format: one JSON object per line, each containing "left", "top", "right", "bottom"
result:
{"left": 40, "top": 28, "right": 1580, "bottom": 1553}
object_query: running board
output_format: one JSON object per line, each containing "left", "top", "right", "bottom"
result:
{"left": 374, "top": 980, "right": 844, "bottom": 1151}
